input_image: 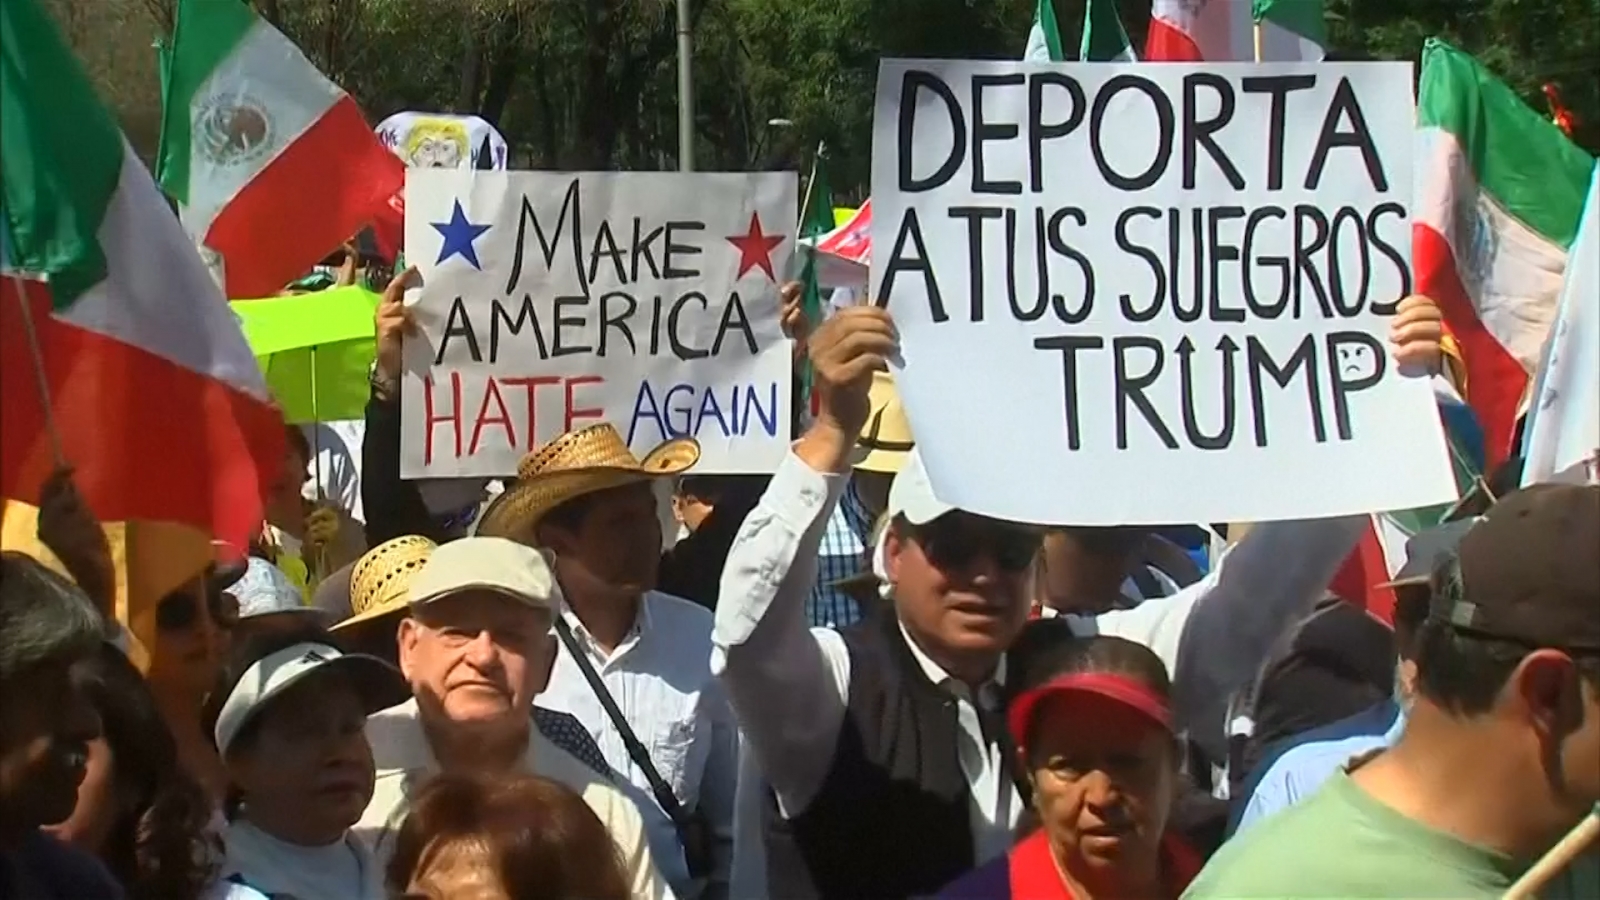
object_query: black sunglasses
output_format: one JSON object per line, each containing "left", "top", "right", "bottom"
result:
{"left": 155, "top": 586, "right": 240, "bottom": 632}
{"left": 903, "top": 513, "right": 1042, "bottom": 573}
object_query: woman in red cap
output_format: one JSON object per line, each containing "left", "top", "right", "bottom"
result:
{"left": 933, "top": 633, "right": 1201, "bottom": 899}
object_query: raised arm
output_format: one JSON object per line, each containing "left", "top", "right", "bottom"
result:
{"left": 711, "top": 304, "right": 897, "bottom": 816}
{"left": 1094, "top": 295, "right": 1446, "bottom": 761}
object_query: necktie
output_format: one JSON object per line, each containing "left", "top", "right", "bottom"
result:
{"left": 976, "top": 688, "right": 1033, "bottom": 806}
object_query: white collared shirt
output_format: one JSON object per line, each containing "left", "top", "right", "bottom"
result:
{"left": 540, "top": 591, "right": 739, "bottom": 900}
{"left": 896, "top": 623, "right": 1017, "bottom": 862}
{"left": 356, "top": 699, "right": 672, "bottom": 900}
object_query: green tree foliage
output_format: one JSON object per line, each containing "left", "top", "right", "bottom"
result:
{"left": 46, "top": 0, "right": 1599, "bottom": 186}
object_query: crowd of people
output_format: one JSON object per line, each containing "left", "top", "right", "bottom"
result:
{"left": 1, "top": 266, "right": 1597, "bottom": 900}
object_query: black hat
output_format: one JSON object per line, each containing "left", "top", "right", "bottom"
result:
{"left": 1428, "top": 483, "right": 1600, "bottom": 653}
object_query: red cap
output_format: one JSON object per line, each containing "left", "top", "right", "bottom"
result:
{"left": 1007, "top": 672, "right": 1173, "bottom": 747}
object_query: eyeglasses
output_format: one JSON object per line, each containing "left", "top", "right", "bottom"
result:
{"left": 904, "top": 513, "right": 1042, "bottom": 573}
{"left": 155, "top": 587, "right": 239, "bottom": 632}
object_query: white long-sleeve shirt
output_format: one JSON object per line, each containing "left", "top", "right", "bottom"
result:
{"left": 357, "top": 699, "right": 673, "bottom": 900}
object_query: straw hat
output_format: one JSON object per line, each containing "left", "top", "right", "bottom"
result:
{"left": 855, "top": 372, "right": 913, "bottom": 475}
{"left": 333, "top": 535, "right": 438, "bottom": 631}
{"left": 475, "top": 423, "right": 699, "bottom": 542}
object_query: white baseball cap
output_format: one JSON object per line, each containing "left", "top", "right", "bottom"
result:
{"left": 212, "top": 641, "right": 406, "bottom": 756}
{"left": 887, "top": 448, "right": 956, "bottom": 526}
{"left": 406, "top": 537, "right": 562, "bottom": 611}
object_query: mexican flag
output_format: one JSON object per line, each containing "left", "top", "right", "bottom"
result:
{"left": 1147, "top": 0, "right": 1324, "bottom": 62}
{"left": 157, "top": 0, "right": 403, "bottom": 299}
{"left": 1025, "top": 0, "right": 1134, "bottom": 63}
{"left": 1, "top": 0, "right": 283, "bottom": 653}
{"left": 1414, "top": 38, "right": 1596, "bottom": 467}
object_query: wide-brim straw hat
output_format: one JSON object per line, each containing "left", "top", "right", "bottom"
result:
{"left": 855, "top": 372, "right": 913, "bottom": 475}
{"left": 333, "top": 535, "right": 438, "bottom": 632}
{"left": 476, "top": 423, "right": 700, "bottom": 543}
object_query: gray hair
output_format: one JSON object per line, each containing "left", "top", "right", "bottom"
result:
{"left": 0, "top": 552, "right": 107, "bottom": 682}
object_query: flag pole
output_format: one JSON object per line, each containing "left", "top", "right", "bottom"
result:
{"left": 1504, "top": 810, "right": 1600, "bottom": 899}
{"left": 308, "top": 344, "right": 327, "bottom": 584}
{"left": 1253, "top": 22, "right": 1263, "bottom": 62}
{"left": 796, "top": 140, "right": 826, "bottom": 232}
{"left": 9, "top": 274, "right": 68, "bottom": 468}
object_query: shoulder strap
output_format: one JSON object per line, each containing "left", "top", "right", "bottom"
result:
{"left": 552, "top": 617, "right": 690, "bottom": 829}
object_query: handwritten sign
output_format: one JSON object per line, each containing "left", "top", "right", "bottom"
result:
{"left": 400, "top": 170, "right": 796, "bottom": 478}
{"left": 871, "top": 60, "right": 1457, "bottom": 525}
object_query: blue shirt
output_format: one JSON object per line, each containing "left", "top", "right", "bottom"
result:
{"left": 806, "top": 479, "right": 874, "bottom": 628}
{"left": 1231, "top": 700, "right": 1406, "bottom": 836}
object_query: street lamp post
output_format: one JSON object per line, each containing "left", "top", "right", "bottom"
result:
{"left": 676, "top": 0, "right": 694, "bottom": 172}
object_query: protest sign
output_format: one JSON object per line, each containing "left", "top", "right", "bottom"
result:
{"left": 400, "top": 170, "right": 795, "bottom": 478}
{"left": 376, "top": 112, "right": 508, "bottom": 169}
{"left": 870, "top": 59, "right": 1457, "bottom": 525}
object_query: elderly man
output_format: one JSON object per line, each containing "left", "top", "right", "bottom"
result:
{"left": 356, "top": 537, "right": 670, "bottom": 900}
{"left": 714, "top": 297, "right": 1444, "bottom": 897}
{"left": 0, "top": 553, "right": 121, "bottom": 899}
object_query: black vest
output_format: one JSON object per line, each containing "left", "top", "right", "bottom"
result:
{"left": 760, "top": 614, "right": 1021, "bottom": 899}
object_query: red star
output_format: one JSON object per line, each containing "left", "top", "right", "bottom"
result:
{"left": 725, "top": 213, "right": 786, "bottom": 281}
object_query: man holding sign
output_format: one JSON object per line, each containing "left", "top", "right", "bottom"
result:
{"left": 712, "top": 284, "right": 1445, "bottom": 898}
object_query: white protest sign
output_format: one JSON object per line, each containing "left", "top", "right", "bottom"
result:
{"left": 400, "top": 170, "right": 796, "bottom": 478}
{"left": 870, "top": 60, "right": 1457, "bottom": 525}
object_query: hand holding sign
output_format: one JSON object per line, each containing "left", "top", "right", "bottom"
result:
{"left": 779, "top": 281, "right": 810, "bottom": 360}
{"left": 374, "top": 266, "right": 418, "bottom": 395}
{"left": 809, "top": 306, "right": 898, "bottom": 437}
{"left": 1388, "top": 295, "right": 1444, "bottom": 375}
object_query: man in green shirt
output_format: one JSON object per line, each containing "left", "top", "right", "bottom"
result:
{"left": 1186, "top": 483, "right": 1600, "bottom": 898}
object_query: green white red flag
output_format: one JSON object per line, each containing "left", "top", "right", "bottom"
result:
{"left": 1146, "top": 0, "right": 1324, "bottom": 61}
{"left": 1414, "top": 38, "right": 1596, "bottom": 466}
{"left": 1, "top": 0, "right": 282, "bottom": 554}
{"left": 157, "top": 0, "right": 402, "bottom": 298}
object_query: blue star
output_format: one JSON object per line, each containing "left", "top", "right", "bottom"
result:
{"left": 431, "top": 200, "right": 492, "bottom": 269}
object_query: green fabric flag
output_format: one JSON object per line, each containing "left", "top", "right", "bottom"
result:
{"left": 1080, "top": 0, "right": 1136, "bottom": 62}
{"left": 1023, "top": 0, "right": 1065, "bottom": 62}
{"left": 1252, "top": 0, "right": 1328, "bottom": 49}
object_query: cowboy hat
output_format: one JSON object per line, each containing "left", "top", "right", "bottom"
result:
{"left": 332, "top": 534, "right": 438, "bottom": 632}
{"left": 475, "top": 423, "right": 699, "bottom": 542}
{"left": 855, "top": 372, "right": 913, "bottom": 475}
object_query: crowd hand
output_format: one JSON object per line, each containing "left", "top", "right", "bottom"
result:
{"left": 303, "top": 504, "right": 343, "bottom": 550}
{"left": 1390, "top": 294, "right": 1445, "bottom": 374}
{"left": 334, "top": 240, "right": 360, "bottom": 287}
{"left": 807, "top": 305, "right": 897, "bottom": 444}
{"left": 36, "top": 466, "right": 114, "bottom": 615}
{"left": 778, "top": 281, "right": 810, "bottom": 360}
{"left": 374, "top": 265, "right": 420, "bottom": 387}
